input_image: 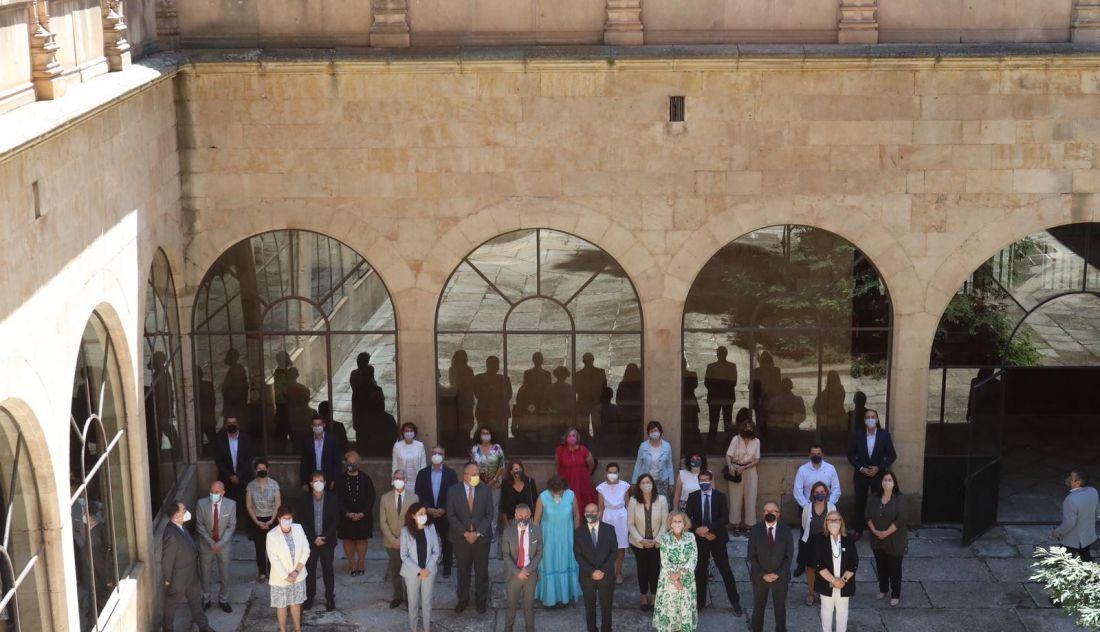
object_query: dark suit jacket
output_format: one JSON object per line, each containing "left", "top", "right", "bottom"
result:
{"left": 810, "top": 534, "right": 859, "bottom": 597}
{"left": 747, "top": 521, "right": 793, "bottom": 582}
{"left": 161, "top": 523, "right": 200, "bottom": 588}
{"left": 502, "top": 522, "right": 544, "bottom": 580}
{"left": 415, "top": 465, "right": 459, "bottom": 511}
{"left": 573, "top": 522, "right": 617, "bottom": 577}
{"left": 213, "top": 430, "right": 256, "bottom": 486}
{"left": 846, "top": 428, "right": 897, "bottom": 471}
{"left": 685, "top": 488, "right": 730, "bottom": 544}
{"left": 299, "top": 433, "right": 342, "bottom": 487}
{"left": 296, "top": 491, "right": 341, "bottom": 548}
{"left": 445, "top": 482, "right": 494, "bottom": 542}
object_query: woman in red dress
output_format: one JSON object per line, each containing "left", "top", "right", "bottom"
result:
{"left": 555, "top": 427, "right": 596, "bottom": 512}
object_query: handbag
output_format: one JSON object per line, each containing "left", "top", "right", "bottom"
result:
{"left": 722, "top": 465, "right": 742, "bottom": 483}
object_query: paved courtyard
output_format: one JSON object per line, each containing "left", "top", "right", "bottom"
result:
{"left": 180, "top": 523, "right": 1095, "bottom": 632}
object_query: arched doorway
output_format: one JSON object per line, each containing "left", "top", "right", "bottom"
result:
{"left": 683, "top": 225, "right": 892, "bottom": 457}
{"left": 192, "top": 230, "right": 398, "bottom": 457}
{"left": 435, "top": 229, "right": 644, "bottom": 457}
{"left": 925, "top": 222, "right": 1100, "bottom": 543}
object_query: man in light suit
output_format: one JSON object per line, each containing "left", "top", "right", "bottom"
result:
{"left": 446, "top": 462, "right": 494, "bottom": 614}
{"left": 195, "top": 481, "right": 236, "bottom": 613}
{"left": 502, "top": 504, "right": 542, "bottom": 632}
{"left": 573, "top": 502, "right": 617, "bottom": 632}
{"left": 1052, "top": 468, "right": 1099, "bottom": 562}
{"left": 748, "top": 501, "right": 794, "bottom": 632}
{"left": 161, "top": 501, "right": 215, "bottom": 632}
{"left": 381, "top": 469, "right": 418, "bottom": 608}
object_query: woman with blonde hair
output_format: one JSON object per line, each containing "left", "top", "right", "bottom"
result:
{"left": 811, "top": 511, "right": 858, "bottom": 632}
{"left": 267, "top": 504, "right": 310, "bottom": 632}
{"left": 652, "top": 511, "right": 698, "bottom": 632}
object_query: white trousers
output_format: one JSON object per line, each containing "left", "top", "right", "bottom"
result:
{"left": 820, "top": 589, "right": 849, "bottom": 632}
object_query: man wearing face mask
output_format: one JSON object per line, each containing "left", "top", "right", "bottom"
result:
{"left": 748, "top": 502, "right": 793, "bottom": 632}
{"left": 296, "top": 471, "right": 340, "bottom": 611}
{"left": 846, "top": 409, "right": 896, "bottom": 539}
{"left": 299, "top": 413, "right": 340, "bottom": 491}
{"left": 793, "top": 445, "right": 841, "bottom": 510}
{"left": 161, "top": 501, "right": 216, "bottom": 632}
{"left": 574, "top": 502, "right": 618, "bottom": 632}
{"left": 213, "top": 416, "right": 255, "bottom": 522}
{"left": 381, "top": 469, "right": 419, "bottom": 608}
{"left": 684, "top": 471, "right": 743, "bottom": 615}
{"left": 1051, "top": 469, "right": 1098, "bottom": 562}
{"left": 502, "top": 504, "right": 542, "bottom": 632}
{"left": 196, "top": 481, "right": 236, "bottom": 613}
{"left": 415, "top": 446, "right": 458, "bottom": 577}
{"left": 446, "top": 462, "right": 495, "bottom": 613}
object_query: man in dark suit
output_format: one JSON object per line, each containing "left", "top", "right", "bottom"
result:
{"left": 415, "top": 445, "right": 459, "bottom": 577}
{"left": 846, "top": 408, "right": 897, "bottom": 538}
{"left": 161, "top": 501, "right": 215, "bottom": 632}
{"left": 684, "top": 471, "right": 743, "bottom": 615}
{"left": 748, "top": 501, "right": 794, "bottom": 632}
{"left": 299, "top": 413, "right": 340, "bottom": 490}
{"left": 297, "top": 470, "right": 341, "bottom": 611}
{"left": 212, "top": 416, "right": 255, "bottom": 520}
{"left": 445, "top": 462, "right": 494, "bottom": 613}
{"left": 573, "top": 502, "right": 617, "bottom": 632}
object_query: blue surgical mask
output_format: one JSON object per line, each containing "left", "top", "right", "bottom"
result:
{"left": 699, "top": 482, "right": 712, "bottom": 492}
{"left": 312, "top": 426, "right": 324, "bottom": 435}
{"left": 210, "top": 493, "right": 221, "bottom": 504}
{"left": 814, "top": 492, "right": 827, "bottom": 502}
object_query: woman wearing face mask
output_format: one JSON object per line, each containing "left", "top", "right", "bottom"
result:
{"left": 556, "top": 427, "right": 597, "bottom": 512}
{"left": 471, "top": 426, "right": 506, "bottom": 554}
{"left": 246, "top": 458, "right": 282, "bottom": 582}
{"left": 336, "top": 450, "right": 376, "bottom": 576}
{"left": 393, "top": 422, "right": 427, "bottom": 478}
{"left": 725, "top": 416, "right": 761, "bottom": 536}
{"left": 400, "top": 503, "right": 439, "bottom": 632}
{"left": 627, "top": 474, "right": 668, "bottom": 612}
{"left": 653, "top": 511, "right": 698, "bottom": 632}
{"left": 799, "top": 481, "right": 836, "bottom": 606}
{"left": 500, "top": 458, "right": 539, "bottom": 527}
{"left": 865, "top": 470, "right": 907, "bottom": 606}
{"left": 672, "top": 452, "right": 707, "bottom": 512}
{"left": 266, "top": 504, "right": 310, "bottom": 632}
{"left": 811, "top": 511, "right": 858, "bottom": 632}
{"left": 533, "top": 475, "right": 582, "bottom": 608}
{"left": 596, "top": 462, "right": 631, "bottom": 584}
{"left": 633, "top": 421, "right": 676, "bottom": 503}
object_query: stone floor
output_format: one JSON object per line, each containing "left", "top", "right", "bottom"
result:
{"left": 179, "top": 523, "right": 1095, "bottom": 632}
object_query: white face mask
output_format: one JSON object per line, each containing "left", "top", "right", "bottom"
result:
{"left": 865, "top": 417, "right": 878, "bottom": 428}
{"left": 827, "top": 522, "right": 841, "bottom": 535}
{"left": 393, "top": 479, "right": 406, "bottom": 490}
{"left": 182, "top": 510, "right": 192, "bottom": 523}
{"left": 649, "top": 431, "right": 661, "bottom": 441}
{"left": 312, "top": 481, "right": 326, "bottom": 493}
{"left": 431, "top": 453, "right": 444, "bottom": 465}
{"left": 881, "top": 480, "right": 894, "bottom": 489}
{"left": 416, "top": 514, "right": 428, "bottom": 526}
{"left": 671, "top": 522, "right": 684, "bottom": 534}
{"left": 607, "top": 473, "right": 619, "bottom": 483}
{"left": 404, "top": 431, "right": 415, "bottom": 441}
{"left": 640, "top": 482, "right": 653, "bottom": 492}
{"left": 480, "top": 434, "right": 492, "bottom": 443}
{"left": 280, "top": 518, "right": 293, "bottom": 530}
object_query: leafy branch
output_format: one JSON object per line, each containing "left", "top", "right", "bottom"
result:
{"left": 1030, "top": 546, "right": 1100, "bottom": 629}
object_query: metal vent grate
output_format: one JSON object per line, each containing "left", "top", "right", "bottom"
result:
{"left": 669, "top": 96, "right": 685, "bottom": 122}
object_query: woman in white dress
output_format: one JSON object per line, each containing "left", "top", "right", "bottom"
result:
{"left": 267, "top": 504, "right": 310, "bottom": 632}
{"left": 392, "top": 421, "right": 427, "bottom": 476}
{"left": 672, "top": 451, "right": 706, "bottom": 511}
{"left": 596, "top": 462, "right": 631, "bottom": 584}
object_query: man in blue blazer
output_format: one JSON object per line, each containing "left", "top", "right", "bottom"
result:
{"left": 846, "top": 408, "right": 896, "bottom": 538}
{"left": 415, "top": 445, "right": 459, "bottom": 576}
{"left": 299, "top": 412, "right": 341, "bottom": 489}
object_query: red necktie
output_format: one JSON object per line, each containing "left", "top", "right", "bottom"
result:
{"left": 768, "top": 526, "right": 774, "bottom": 548}
{"left": 518, "top": 528, "right": 526, "bottom": 569}
{"left": 213, "top": 504, "right": 220, "bottom": 541}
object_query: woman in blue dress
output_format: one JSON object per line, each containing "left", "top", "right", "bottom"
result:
{"left": 534, "top": 475, "right": 582, "bottom": 607}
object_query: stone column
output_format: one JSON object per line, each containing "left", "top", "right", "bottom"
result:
{"left": 370, "top": 0, "right": 410, "bottom": 48}
{"left": 29, "top": 0, "right": 66, "bottom": 100}
{"left": 156, "top": 0, "right": 180, "bottom": 51}
{"left": 1072, "top": 0, "right": 1100, "bottom": 43}
{"left": 838, "top": 0, "right": 878, "bottom": 44}
{"left": 604, "top": 0, "right": 643, "bottom": 46}
{"left": 102, "top": 0, "right": 131, "bottom": 71}
{"left": 887, "top": 310, "right": 938, "bottom": 523}
{"left": 643, "top": 298, "right": 683, "bottom": 461}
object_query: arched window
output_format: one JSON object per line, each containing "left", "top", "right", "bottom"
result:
{"left": 192, "top": 230, "right": 397, "bottom": 457}
{"left": 683, "top": 225, "right": 892, "bottom": 456}
{"left": 0, "top": 409, "right": 51, "bottom": 632}
{"left": 70, "top": 313, "right": 135, "bottom": 632}
{"left": 436, "top": 229, "right": 643, "bottom": 457}
{"left": 926, "top": 222, "right": 1100, "bottom": 533}
{"left": 143, "top": 250, "right": 188, "bottom": 516}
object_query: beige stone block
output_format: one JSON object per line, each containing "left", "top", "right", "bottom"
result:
{"left": 790, "top": 121, "right": 913, "bottom": 146}
{"left": 999, "top": 70, "right": 1082, "bottom": 95}
{"left": 1064, "top": 143, "right": 1094, "bottom": 169}
{"left": 906, "top": 171, "right": 926, "bottom": 194}
{"left": 749, "top": 145, "right": 832, "bottom": 171}
{"left": 756, "top": 94, "right": 919, "bottom": 121}
{"left": 920, "top": 95, "right": 1013, "bottom": 120}
{"left": 979, "top": 121, "right": 1016, "bottom": 145}
{"left": 539, "top": 72, "right": 606, "bottom": 97}
{"left": 951, "top": 145, "right": 992, "bottom": 169}
{"left": 965, "top": 170, "right": 1014, "bottom": 194}
{"left": 830, "top": 145, "right": 890, "bottom": 172}
{"left": 1016, "top": 120, "right": 1054, "bottom": 144}
{"left": 913, "top": 121, "right": 963, "bottom": 145}
{"left": 914, "top": 70, "right": 1000, "bottom": 95}
{"left": 992, "top": 143, "right": 1064, "bottom": 169}
{"left": 1073, "top": 170, "right": 1100, "bottom": 193}
{"left": 761, "top": 71, "right": 842, "bottom": 95}
{"left": 897, "top": 145, "right": 952, "bottom": 170}
{"left": 924, "top": 170, "right": 967, "bottom": 193}
{"left": 693, "top": 171, "right": 726, "bottom": 197}
{"left": 1013, "top": 169, "right": 1072, "bottom": 194}
{"left": 910, "top": 194, "right": 950, "bottom": 233}
{"left": 700, "top": 71, "right": 762, "bottom": 96}
{"left": 604, "top": 71, "right": 703, "bottom": 98}
{"left": 726, "top": 171, "right": 763, "bottom": 196}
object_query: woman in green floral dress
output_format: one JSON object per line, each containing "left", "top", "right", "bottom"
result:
{"left": 653, "top": 511, "right": 698, "bottom": 632}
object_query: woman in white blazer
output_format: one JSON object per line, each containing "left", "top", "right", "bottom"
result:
{"left": 399, "top": 502, "right": 440, "bottom": 632}
{"left": 799, "top": 481, "right": 836, "bottom": 607}
{"left": 626, "top": 473, "right": 669, "bottom": 612}
{"left": 267, "top": 504, "right": 311, "bottom": 632}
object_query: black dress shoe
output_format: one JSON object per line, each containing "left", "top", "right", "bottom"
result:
{"left": 302, "top": 599, "right": 313, "bottom": 610}
{"left": 476, "top": 603, "right": 487, "bottom": 614}
{"left": 389, "top": 598, "right": 403, "bottom": 609}
{"left": 326, "top": 600, "right": 335, "bottom": 612}
{"left": 732, "top": 600, "right": 744, "bottom": 616}
{"left": 455, "top": 601, "right": 468, "bottom": 613}
{"left": 442, "top": 568, "right": 452, "bottom": 578}
{"left": 219, "top": 601, "right": 233, "bottom": 614}
{"left": 793, "top": 565, "right": 805, "bottom": 578}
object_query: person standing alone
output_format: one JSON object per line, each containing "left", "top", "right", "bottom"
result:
{"left": 1052, "top": 468, "right": 1098, "bottom": 562}
{"left": 748, "top": 502, "right": 793, "bottom": 632}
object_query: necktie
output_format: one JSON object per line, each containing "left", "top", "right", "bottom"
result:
{"left": 591, "top": 526, "right": 598, "bottom": 546}
{"left": 397, "top": 493, "right": 403, "bottom": 514}
{"left": 213, "top": 503, "right": 220, "bottom": 542}
{"left": 704, "top": 494, "right": 711, "bottom": 525}
{"left": 518, "top": 528, "right": 526, "bottom": 569}
{"left": 467, "top": 486, "right": 475, "bottom": 512}
{"left": 768, "top": 526, "right": 774, "bottom": 548}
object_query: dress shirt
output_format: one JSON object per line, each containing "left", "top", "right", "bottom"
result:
{"left": 313, "top": 496, "right": 324, "bottom": 537}
{"left": 866, "top": 430, "right": 877, "bottom": 463}
{"left": 589, "top": 524, "right": 599, "bottom": 545}
{"left": 830, "top": 536, "right": 843, "bottom": 578}
{"left": 431, "top": 467, "right": 442, "bottom": 504}
{"left": 793, "top": 460, "right": 841, "bottom": 507}
{"left": 314, "top": 435, "right": 325, "bottom": 470}
{"left": 228, "top": 434, "right": 239, "bottom": 471}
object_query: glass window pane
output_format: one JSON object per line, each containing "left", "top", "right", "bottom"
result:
{"left": 540, "top": 230, "right": 612, "bottom": 303}
{"left": 505, "top": 298, "right": 572, "bottom": 331}
{"left": 437, "top": 334, "right": 504, "bottom": 455}
{"left": 0, "top": 410, "right": 50, "bottom": 632}
{"left": 570, "top": 265, "right": 641, "bottom": 332}
{"left": 465, "top": 230, "right": 538, "bottom": 303}
{"left": 438, "top": 262, "right": 512, "bottom": 332}
{"left": 331, "top": 333, "right": 398, "bottom": 456}
{"left": 1010, "top": 293, "right": 1100, "bottom": 366}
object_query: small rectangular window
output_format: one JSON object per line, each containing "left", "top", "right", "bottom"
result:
{"left": 32, "top": 180, "right": 42, "bottom": 220}
{"left": 669, "top": 96, "right": 685, "bottom": 122}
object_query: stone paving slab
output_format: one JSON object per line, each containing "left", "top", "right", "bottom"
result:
{"left": 878, "top": 608, "right": 1027, "bottom": 632}
{"left": 922, "top": 581, "right": 1035, "bottom": 609}
{"left": 1016, "top": 608, "right": 1093, "bottom": 632}
{"left": 985, "top": 557, "right": 1038, "bottom": 583}
{"left": 895, "top": 557, "right": 993, "bottom": 581}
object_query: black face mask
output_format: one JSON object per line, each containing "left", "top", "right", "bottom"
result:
{"left": 689, "top": 459, "right": 702, "bottom": 468}
{"left": 256, "top": 470, "right": 268, "bottom": 478}
{"left": 764, "top": 513, "right": 778, "bottom": 524}
{"left": 226, "top": 424, "right": 239, "bottom": 434}
{"left": 810, "top": 455, "right": 823, "bottom": 465}
{"left": 513, "top": 470, "right": 523, "bottom": 478}
{"left": 346, "top": 463, "right": 359, "bottom": 472}
{"left": 741, "top": 430, "right": 754, "bottom": 438}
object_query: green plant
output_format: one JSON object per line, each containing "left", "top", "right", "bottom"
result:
{"left": 1030, "top": 546, "right": 1100, "bottom": 629}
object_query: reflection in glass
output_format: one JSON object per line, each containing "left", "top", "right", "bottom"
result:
{"left": 436, "top": 229, "right": 643, "bottom": 457}
{"left": 192, "top": 230, "right": 397, "bottom": 455}
{"left": 684, "top": 225, "right": 892, "bottom": 455}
